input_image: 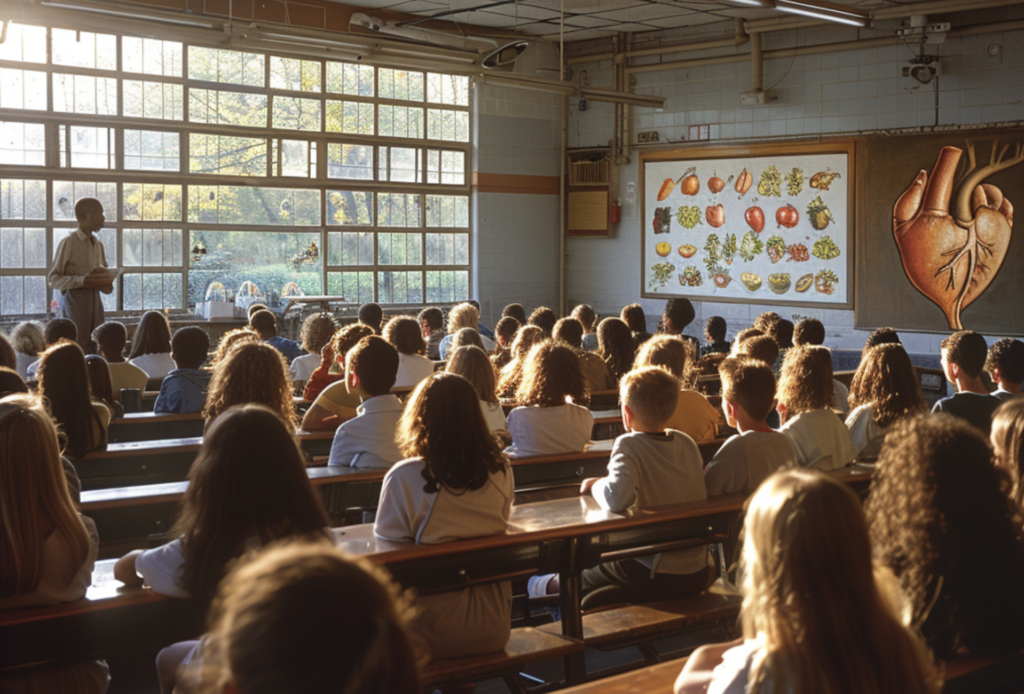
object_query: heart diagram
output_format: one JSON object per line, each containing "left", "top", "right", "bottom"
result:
{"left": 893, "top": 140, "right": 1023, "bottom": 329}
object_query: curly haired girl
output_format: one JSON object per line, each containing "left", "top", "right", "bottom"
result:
{"left": 496, "top": 325, "right": 545, "bottom": 399}
{"left": 290, "top": 313, "right": 336, "bottom": 385}
{"left": 845, "top": 343, "right": 927, "bottom": 458}
{"left": 204, "top": 342, "right": 295, "bottom": 430}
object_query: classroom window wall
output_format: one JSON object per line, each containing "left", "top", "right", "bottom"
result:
{"left": 0, "top": 21, "right": 472, "bottom": 318}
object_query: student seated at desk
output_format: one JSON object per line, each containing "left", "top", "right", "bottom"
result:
{"left": 0, "top": 367, "right": 27, "bottom": 396}
{"left": 301, "top": 323, "right": 375, "bottom": 430}
{"left": 417, "top": 306, "right": 445, "bottom": 361}
{"left": 987, "top": 338, "right": 1024, "bottom": 403}
{"left": 793, "top": 318, "right": 850, "bottom": 414}
{"left": 528, "top": 306, "right": 557, "bottom": 337}
{"left": 290, "top": 313, "right": 336, "bottom": 386}
{"left": 705, "top": 358, "right": 797, "bottom": 496}
{"left": 96, "top": 321, "right": 158, "bottom": 398}
{"left": 209, "top": 327, "right": 259, "bottom": 369}
{"left": 701, "top": 316, "right": 731, "bottom": 358}
{"left": 934, "top": 330, "right": 1003, "bottom": 435}
{"left": 24, "top": 318, "right": 78, "bottom": 380}
{"left": 992, "top": 399, "right": 1024, "bottom": 517}
{"left": 439, "top": 303, "right": 496, "bottom": 360}
{"left": 572, "top": 303, "right": 599, "bottom": 352}
{"left": 251, "top": 309, "right": 305, "bottom": 364}
{"left": 173, "top": 542, "right": 421, "bottom": 694}
{"left": 496, "top": 325, "right": 545, "bottom": 399}
{"left": 447, "top": 345, "right": 507, "bottom": 434}
{"left": 375, "top": 373, "right": 514, "bottom": 660}
{"left": 328, "top": 337, "right": 403, "bottom": 469}
{"left": 0, "top": 394, "right": 108, "bottom": 694}
{"left": 845, "top": 343, "right": 927, "bottom": 458}
{"left": 85, "top": 355, "right": 124, "bottom": 419}
{"left": 154, "top": 327, "right": 212, "bottom": 415}
{"left": 506, "top": 342, "right": 593, "bottom": 457}
{"left": 636, "top": 335, "right": 721, "bottom": 442}
{"left": 384, "top": 316, "right": 434, "bottom": 389}
{"left": 554, "top": 317, "right": 615, "bottom": 393}
{"left": 0, "top": 332, "right": 17, "bottom": 373}
{"left": 39, "top": 341, "right": 110, "bottom": 459}
{"left": 675, "top": 470, "right": 940, "bottom": 694}
{"left": 128, "top": 310, "right": 176, "bottom": 379}
{"left": 204, "top": 343, "right": 296, "bottom": 431}
{"left": 9, "top": 320, "right": 45, "bottom": 379}
{"left": 597, "top": 317, "right": 635, "bottom": 383}
{"left": 490, "top": 315, "right": 520, "bottom": 372}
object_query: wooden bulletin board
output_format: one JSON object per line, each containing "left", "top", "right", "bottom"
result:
{"left": 568, "top": 188, "right": 609, "bottom": 237}
{"left": 639, "top": 142, "right": 856, "bottom": 309}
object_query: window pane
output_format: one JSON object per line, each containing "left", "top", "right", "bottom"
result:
{"left": 124, "top": 80, "right": 184, "bottom": 120}
{"left": 124, "top": 130, "right": 180, "bottom": 171}
{"left": 189, "top": 89, "right": 268, "bottom": 127}
{"left": 0, "top": 24, "right": 47, "bottom": 63}
{"left": 425, "top": 270, "right": 468, "bottom": 303}
{"left": 326, "top": 191, "right": 373, "bottom": 226}
{"left": 327, "top": 144, "right": 373, "bottom": 180}
{"left": 189, "top": 134, "right": 267, "bottom": 176}
{"left": 273, "top": 96, "right": 321, "bottom": 131}
{"left": 52, "top": 74, "right": 117, "bottom": 115}
{"left": 122, "top": 37, "right": 183, "bottom": 77}
{"left": 52, "top": 29, "right": 117, "bottom": 70}
{"left": 427, "top": 73, "right": 470, "bottom": 106}
{"left": 326, "top": 62, "right": 374, "bottom": 96}
{"left": 425, "top": 195, "right": 469, "bottom": 227}
{"left": 377, "top": 193, "right": 420, "bottom": 227}
{"left": 123, "top": 229, "right": 183, "bottom": 267}
{"left": 53, "top": 182, "right": 117, "bottom": 221}
{"left": 379, "top": 146, "right": 422, "bottom": 183}
{"left": 122, "top": 184, "right": 183, "bottom": 221}
{"left": 427, "top": 149, "right": 466, "bottom": 185}
{"left": 188, "top": 231, "right": 323, "bottom": 308}
{"left": 378, "top": 68, "right": 424, "bottom": 102}
{"left": 326, "top": 100, "right": 374, "bottom": 134}
{"left": 328, "top": 231, "right": 374, "bottom": 266}
{"left": 60, "top": 126, "right": 116, "bottom": 169}
{"left": 424, "top": 233, "right": 468, "bottom": 265}
{"left": 0, "top": 275, "right": 48, "bottom": 316}
{"left": 123, "top": 272, "right": 183, "bottom": 311}
{"left": 189, "top": 47, "right": 265, "bottom": 87}
{"left": 378, "top": 233, "right": 422, "bottom": 265}
{"left": 427, "top": 109, "right": 470, "bottom": 142}
{"left": 378, "top": 105, "right": 423, "bottom": 139}
{"left": 0, "top": 69, "right": 48, "bottom": 110}
{"left": 0, "top": 122, "right": 46, "bottom": 165}
{"left": 1, "top": 179, "right": 47, "bottom": 219}
{"left": 328, "top": 271, "right": 373, "bottom": 304}
{"left": 378, "top": 271, "right": 422, "bottom": 303}
{"left": 270, "top": 57, "right": 321, "bottom": 92}
{"left": 187, "top": 186, "right": 320, "bottom": 225}
{"left": 1, "top": 228, "right": 47, "bottom": 269}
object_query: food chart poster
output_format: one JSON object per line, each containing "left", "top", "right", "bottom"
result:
{"left": 640, "top": 143, "right": 854, "bottom": 309}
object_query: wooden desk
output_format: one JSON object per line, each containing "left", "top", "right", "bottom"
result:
{"left": 560, "top": 658, "right": 684, "bottom": 693}
{"left": 108, "top": 412, "right": 205, "bottom": 443}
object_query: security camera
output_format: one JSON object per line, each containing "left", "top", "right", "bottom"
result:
{"left": 903, "top": 56, "right": 941, "bottom": 84}
{"left": 578, "top": 98, "right": 588, "bottom": 111}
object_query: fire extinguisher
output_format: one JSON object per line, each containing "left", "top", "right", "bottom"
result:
{"left": 609, "top": 199, "right": 621, "bottom": 224}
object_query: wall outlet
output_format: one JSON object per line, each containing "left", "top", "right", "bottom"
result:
{"left": 637, "top": 131, "right": 660, "bottom": 143}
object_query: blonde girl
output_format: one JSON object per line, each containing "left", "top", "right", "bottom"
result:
{"left": 209, "top": 328, "right": 260, "bottom": 369}
{"left": 636, "top": 335, "right": 721, "bottom": 442}
{"left": 675, "top": 469, "right": 940, "bottom": 694}
{"left": 447, "top": 345, "right": 506, "bottom": 433}
{"left": 439, "top": 303, "right": 495, "bottom": 359}
{"left": 496, "top": 325, "right": 545, "bottom": 399}
{"left": 203, "top": 342, "right": 295, "bottom": 430}
{"left": 9, "top": 321, "right": 46, "bottom": 379}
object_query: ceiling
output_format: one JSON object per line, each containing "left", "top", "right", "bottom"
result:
{"left": 335, "top": 0, "right": 789, "bottom": 42}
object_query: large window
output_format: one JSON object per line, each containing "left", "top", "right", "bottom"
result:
{"left": 0, "top": 23, "right": 472, "bottom": 318}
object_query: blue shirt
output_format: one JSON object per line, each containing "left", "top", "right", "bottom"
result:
{"left": 478, "top": 322, "right": 495, "bottom": 340}
{"left": 154, "top": 369, "right": 212, "bottom": 414}
{"left": 266, "top": 335, "right": 306, "bottom": 363}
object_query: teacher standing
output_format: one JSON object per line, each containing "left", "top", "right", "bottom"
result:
{"left": 47, "top": 198, "right": 117, "bottom": 349}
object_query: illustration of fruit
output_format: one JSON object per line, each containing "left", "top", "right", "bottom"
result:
{"left": 795, "top": 273, "right": 814, "bottom": 292}
{"left": 810, "top": 170, "right": 841, "bottom": 191}
{"left": 893, "top": 142, "right": 1020, "bottom": 329}
{"left": 785, "top": 168, "right": 805, "bottom": 196}
{"left": 741, "top": 273, "right": 762, "bottom": 291}
{"left": 736, "top": 168, "right": 753, "bottom": 198}
{"left": 812, "top": 236, "right": 840, "bottom": 260}
{"left": 758, "top": 166, "right": 782, "bottom": 197}
{"left": 713, "top": 273, "right": 732, "bottom": 288}
{"left": 681, "top": 174, "right": 700, "bottom": 196}
{"left": 776, "top": 205, "right": 799, "bottom": 229}
{"left": 653, "top": 207, "right": 672, "bottom": 234}
{"left": 677, "top": 205, "right": 702, "bottom": 229}
{"left": 807, "top": 196, "right": 833, "bottom": 230}
{"left": 706, "top": 204, "right": 725, "bottom": 228}
{"left": 767, "top": 236, "right": 786, "bottom": 263}
{"left": 656, "top": 242, "right": 672, "bottom": 257}
{"left": 769, "top": 273, "right": 791, "bottom": 294}
{"left": 649, "top": 262, "right": 675, "bottom": 290}
{"left": 704, "top": 234, "right": 723, "bottom": 275}
{"left": 680, "top": 266, "right": 703, "bottom": 287}
{"left": 744, "top": 206, "right": 765, "bottom": 233}
{"left": 722, "top": 233, "right": 737, "bottom": 264}
{"left": 657, "top": 166, "right": 697, "bottom": 201}
{"left": 739, "top": 231, "right": 764, "bottom": 262}
{"left": 786, "top": 243, "right": 809, "bottom": 262}
{"left": 815, "top": 269, "right": 839, "bottom": 295}
{"left": 678, "top": 244, "right": 697, "bottom": 258}
{"left": 708, "top": 171, "right": 733, "bottom": 194}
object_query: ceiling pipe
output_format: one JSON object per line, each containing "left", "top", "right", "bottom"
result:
{"left": 568, "top": 18, "right": 749, "bottom": 64}
{"left": 750, "top": 31, "right": 763, "bottom": 93}
{"left": 743, "top": 0, "right": 1024, "bottom": 32}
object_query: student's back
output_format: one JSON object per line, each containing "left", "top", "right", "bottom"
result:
{"left": 705, "top": 431, "right": 797, "bottom": 495}
{"left": 37, "top": 341, "right": 109, "bottom": 459}
{"left": 155, "top": 326, "right": 212, "bottom": 414}
{"left": 932, "top": 392, "right": 1002, "bottom": 435}
{"left": 935, "top": 330, "right": 1002, "bottom": 435}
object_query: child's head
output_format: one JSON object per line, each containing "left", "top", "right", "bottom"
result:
{"left": 496, "top": 326, "right": 547, "bottom": 397}
{"left": 502, "top": 303, "right": 527, "bottom": 326}
{"left": 992, "top": 399, "right": 1024, "bottom": 514}
{"left": 986, "top": 338, "right": 1024, "bottom": 389}
{"left": 358, "top": 302, "right": 383, "bottom": 334}
{"left": 451, "top": 327, "right": 484, "bottom": 352}
{"left": 0, "top": 367, "right": 28, "bottom": 396}
{"left": 207, "top": 542, "right": 420, "bottom": 694}
{"left": 634, "top": 334, "right": 687, "bottom": 379}
{"left": 346, "top": 336, "right": 399, "bottom": 398}
{"left": 204, "top": 342, "right": 295, "bottom": 428}
{"left": 383, "top": 316, "right": 426, "bottom": 357}
{"left": 246, "top": 303, "right": 269, "bottom": 321}
{"left": 446, "top": 345, "right": 498, "bottom": 404}
{"left": 752, "top": 311, "right": 781, "bottom": 334}
{"left": 10, "top": 322, "right": 45, "bottom": 357}
{"left": 495, "top": 316, "right": 520, "bottom": 347}
{"left": 718, "top": 357, "right": 776, "bottom": 424}
{"left": 940, "top": 330, "right": 988, "bottom": 383}
{"left": 793, "top": 318, "right": 825, "bottom": 346}
{"left": 704, "top": 316, "right": 727, "bottom": 343}
{"left": 661, "top": 298, "right": 694, "bottom": 333}
{"left": 417, "top": 307, "right": 444, "bottom": 335}
{"left": 37, "top": 340, "right": 97, "bottom": 459}
{"left": 128, "top": 310, "right": 171, "bottom": 359}
{"left": 528, "top": 306, "right": 557, "bottom": 335}
{"left": 597, "top": 317, "right": 635, "bottom": 381}
{"left": 398, "top": 373, "right": 506, "bottom": 493}
{"left": 92, "top": 321, "right": 127, "bottom": 361}
{"left": 171, "top": 326, "right": 210, "bottom": 370}
{"left": 249, "top": 309, "right": 279, "bottom": 340}
{"left": 737, "top": 334, "right": 780, "bottom": 368}
{"left": 446, "top": 303, "right": 479, "bottom": 334}
{"left": 211, "top": 328, "right": 260, "bottom": 368}
{"left": 571, "top": 304, "right": 597, "bottom": 332}
{"left": 552, "top": 317, "right": 584, "bottom": 349}
{"left": 300, "top": 314, "right": 337, "bottom": 355}
{"left": 620, "top": 304, "right": 647, "bottom": 334}
{"left": 849, "top": 344, "right": 926, "bottom": 428}
{"left": 84, "top": 355, "right": 115, "bottom": 405}
{"left": 516, "top": 342, "right": 589, "bottom": 407}
{"left": 44, "top": 318, "right": 78, "bottom": 346}
{"left": 864, "top": 326, "right": 901, "bottom": 350}
{"left": 776, "top": 345, "right": 834, "bottom": 418}
{"left": 0, "top": 334, "right": 14, "bottom": 371}
{"left": 331, "top": 323, "right": 376, "bottom": 368}
{"left": 174, "top": 404, "right": 330, "bottom": 604}
{"left": 771, "top": 319, "right": 794, "bottom": 350}
{"left": 620, "top": 367, "right": 679, "bottom": 431}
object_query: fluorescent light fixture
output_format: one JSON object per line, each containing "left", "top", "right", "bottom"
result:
{"left": 772, "top": 0, "right": 870, "bottom": 26}
{"left": 37, "top": 1, "right": 218, "bottom": 27}
{"left": 726, "top": 0, "right": 772, "bottom": 7}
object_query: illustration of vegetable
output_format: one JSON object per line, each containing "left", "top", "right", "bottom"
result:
{"left": 708, "top": 172, "right": 734, "bottom": 194}
{"left": 722, "top": 233, "right": 738, "bottom": 265}
{"left": 656, "top": 242, "right": 672, "bottom": 257}
{"left": 678, "top": 244, "right": 697, "bottom": 258}
{"left": 812, "top": 236, "right": 841, "bottom": 260}
{"left": 807, "top": 196, "right": 833, "bottom": 230}
{"left": 653, "top": 207, "right": 672, "bottom": 234}
{"left": 704, "top": 234, "right": 723, "bottom": 275}
{"left": 769, "top": 273, "right": 791, "bottom": 294}
{"left": 745, "top": 206, "right": 765, "bottom": 233}
{"left": 786, "top": 244, "right": 810, "bottom": 262}
{"left": 736, "top": 168, "right": 753, "bottom": 198}
{"left": 776, "top": 205, "right": 799, "bottom": 228}
{"left": 680, "top": 174, "right": 701, "bottom": 196}
{"left": 758, "top": 166, "right": 782, "bottom": 197}
{"left": 785, "top": 167, "right": 805, "bottom": 196}
{"left": 680, "top": 266, "right": 703, "bottom": 286}
{"left": 766, "top": 236, "right": 787, "bottom": 263}
{"left": 739, "top": 231, "right": 764, "bottom": 262}
{"left": 713, "top": 273, "right": 732, "bottom": 288}
{"left": 795, "top": 273, "right": 814, "bottom": 292}
{"left": 657, "top": 166, "right": 697, "bottom": 201}
{"left": 649, "top": 262, "right": 676, "bottom": 290}
{"left": 706, "top": 204, "right": 726, "bottom": 228}
{"left": 741, "top": 273, "right": 762, "bottom": 291}
{"left": 810, "top": 170, "right": 841, "bottom": 191}
{"left": 893, "top": 141, "right": 1020, "bottom": 329}
{"left": 677, "top": 205, "right": 702, "bottom": 229}
{"left": 815, "top": 269, "right": 839, "bottom": 294}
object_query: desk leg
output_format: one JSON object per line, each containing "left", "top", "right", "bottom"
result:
{"left": 560, "top": 539, "right": 586, "bottom": 685}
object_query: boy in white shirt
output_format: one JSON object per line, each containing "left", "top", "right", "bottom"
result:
{"left": 327, "top": 336, "right": 404, "bottom": 469}
{"left": 705, "top": 358, "right": 798, "bottom": 496}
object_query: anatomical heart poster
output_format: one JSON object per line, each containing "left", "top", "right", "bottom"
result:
{"left": 856, "top": 127, "right": 1024, "bottom": 335}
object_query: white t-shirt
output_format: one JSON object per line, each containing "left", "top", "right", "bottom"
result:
{"left": 480, "top": 399, "right": 507, "bottom": 432}
{"left": 705, "top": 430, "right": 799, "bottom": 496}
{"left": 328, "top": 394, "right": 405, "bottom": 469}
{"left": 779, "top": 409, "right": 856, "bottom": 471}
{"left": 129, "top": 352, "right": 176, "bottom": 379}
{"left": 290, "top": 353, "right": 320, "bottom": 383}
{"left": 505, "top": 403, "right": 594, "bottom": 457}
{"left": 135, "top": 537, "right": 190, "bottom": 598}
{"left": 708, "top": 638, "right": 782, "bottom": 694}
{"left": 833, "top": 379, "right": 851, "bottom": 415}
{"left": 845, "top": 403, "right": 886, "bottom": 458}
{"left": 395, "top": 352, "right": 435, "bottom": 389}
